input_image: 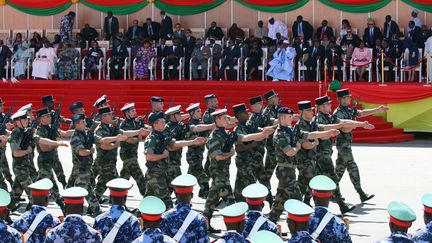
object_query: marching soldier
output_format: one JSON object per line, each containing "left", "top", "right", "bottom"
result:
{"left": 151, "top": 96, "right": 165, "bottom": 113}
{"left": 93, "top": 178, "right": 141, "bottom": 242}
{"left": 41, "top": 95, "right": 72, "bottom": 125}
{"left": 93, "top": 94, "right": 110, "bottom": 122}
{"left": 0, "top": 134, "right": 8, "bottom": 190}
{"left": 412, "top": 194, "right": 432, "bottom": 241}
{"left": 160, "top": 174, "right": 209, "bottom": 242}
{"left": 44, "top": 187, "right": 103, "bottom": 242}
{"left": 17, "top": 103, "right": 38, "bottom": 181}
{"left": 262, "top": 90, "right": 279, "bottom": 190}
{"left": 216, "top": 202, "right": 249, "bottom": 243}
{"left": 0, "top": 189, "right": 21, "bottom": 242}
{"left": 202, "top": 94, "right": 219, "bottom": 175}
{"left": 334, "top": 89, "right": 388, "bottom": 202}
{"left": 69, "top": 113, "right": 102, "bottom": 216}
{"left": 12, "top": 178, "right": 61, "bottom": 242}
{"left": 8, "top": 109, "right": 68, "bottom": 211}
{"left": 204, "top": 108, "right": 273, "bottom": 233}
{"left": 242, "top": 182, "right": 279, "bottom": 240}
{"left": 375, "top": 201, "right": 416, "bottom": 243}
{"left": 268, "top": 107, "right": 339, "bottom": 223}
{"left": 284, "top": 199, "right": 315, "bottom": 242}
{"left": 133, "top": 196, "right": 176, "bottom": 242}
{"left": 308, "top": 175, "right": 351, "bottom": 243}
{"left": 0, "top": 98, "right": 14, "bottom": 189}
{"left": 119, "top": 103, "right": 150, "bottom": 196}
{"left": 144, "top": 111, "right": 206, "bottom": 208}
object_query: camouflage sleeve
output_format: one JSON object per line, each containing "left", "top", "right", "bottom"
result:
{"left": 94, "top": 127, "right": 106, "bottom": 145}
{"left": 274, "top": 133, "right": 292, "bottom": 153}
{"left": 36, "top": 127, "right": 48, "bottom": 138}
{"left": 207, "top": 135, "right": 223, "bottom": 158}
{"left": 333, "top": 109, "right": 344, "bottom": 120}
{"left": 32, "top": 134, "right": 40, "bottom": 145}
{"left": 8, "top": 132, "right": 21, "bottom": 151}
{"left": 144, "top": 137, "right": 156, "bottom": 154}
{"left": 70, "top": 134, "right": 85, "bottom": 154}
{"left": 234, "top": 126, "right": 247, "bottom": 145}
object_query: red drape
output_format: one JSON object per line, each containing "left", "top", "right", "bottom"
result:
{"left": 325, "top": 0, "right": 383, "bottom": 4}
{"left": 342, "top": 83, "right": 432, "bottom": 104}
{"left": 82, "top": 0, "right": 144, "bottom": 6}
{"left": 7, "top": 0, "right": 69, "bottom": 8}
{"left": 239, "top": 0, "right": 302, "bottom": 6}
{"left": 410, "top": 0, "right": 432, "bottom": 4}
{"left": 158, "top": 0, "right": 221, "bottom": 6}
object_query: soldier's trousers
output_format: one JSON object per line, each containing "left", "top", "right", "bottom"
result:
{"left": 269, "top": 165, "right": 301, "bottom": 222}
{"left": 28, "top": 152, "right": 38, "bottom": 181}
{"left": 186, "top": 150, "right": 209, "bottom": 192}
{"left": 0, "top": 148, "right": 13, "bottom": 181}
{"left": 251, "top": 151, "right": 272, "bottom": 192}
{"left": 203, "top": 174, "right": 235, "bottom": 219}
{"left": 166, "top": 164, "right": 182, "bottom": 194}
{"left": 145, "top": 166, "right": 172, "bottom": 209}
{"left": 0, "top": 149, "right": 10, "bottom": 190}
{"left": 94, "top": 158, "right": 119, "bottom": 199}
{"left": 10, "top": 159, "right": 33, "bottom": 206}
{"left": 234, "top": 159, "right": 256, "bottom": 202}
{"left": 336, "top": 144, "right": 362, "bottom": 191}
{"left": 316, "top": 151, "right": 344, "bottom": 201}
{"left": 75, "top": 165, "right": 100, "bottom": 213}
{"left": 264, "top": 146, "right": 277, "bottom": 184}
{"left": 119, "top": 155, "right": 146, "bottom": 196}
{"left": 66, "top": 162, "right": 78, "bottom": 188}
{"left": 37, "top": 153, "right": 61, "bottom": 201}
{"left": 51, "top": 151, "right": 67, "bottom": 186}
{"left": 297, "top": 158, "right": 316, "bottom": 200}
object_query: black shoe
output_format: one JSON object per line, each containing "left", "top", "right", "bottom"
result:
{"left": 208, "top": 226, "right": 221, "bottom": 234}
{"left": 303, "top": 196, "right": 312, "bottom": 207}
{"left": 359, "top": 190, "right": 375, "bottom": 202}
{"left": 9, "top": 202, "right": 22, "bottom": 212}
{"left": 5, "top": 216, "right": 13, "bottom": 225}
{"left": 99, "top": 197, "right": 109, "bottom": 204}
{"left": 266, "top": 194, "right": 274, "bottom": 207}
{"left": 198, "top": 185, "right": 209, "bottom": 199}
{"left": 19, "top": 197, "right": 26, "bottom": 202}
{"left": 338, "top": 201, "right": 356, "bottom": 214}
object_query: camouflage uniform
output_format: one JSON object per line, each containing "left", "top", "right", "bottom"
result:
{"left": 0, "top": 219, "right": 21, "bottom": 243}
{"left": 333, "top": 106, "right": 362, "bottom": 192}
{"left": 313, "top": 112, "right": 344, "bottom": 202}
{"left": 269, "top": 125, "right": 305, "bottom": 222}
{"left": 93, "top": 204, "right": 142, "bottom": 242}
{"left": 93, "top": 123, "right": 121, "bottom": 199}
{"left": 202, "top": 108, "right": 215, "bottom": 175}
{"left": 203, "top": 127, "right": 236, "bottom": 219}
{"left": 308, "top": 206, "right": 351, "bottom": 243}
{"left": 411, "top": 221, "right": 432, "bottom": 242}
{"left": 133, "top": 228, "right": 176, "bottom": 243}
{"left": 262, "top": 104, "right": 278, "bottom": 183}
{"left": 70, "top": 130, "right": 101, "bottom": 213}
{"left": 0, "top": 113, "right": 13, "bottom": 188}
{"left": 185, "top": 118, "right": 209, "bottom": 196}
{"left": 160, "top": 202, "right": 209, "bottom": 243}
{"left": 49, "top": 111, "right": 67, "bottom": 188}
{"left": 294, "top": 119, "right": 318, "bottom": 201}
{"left": 12, "top": 204, "right": 61, "bottom": 243}
{"left": 143, "top": 130, "right": 174, "bottom": 208}
{"left": 242, "top": 211, "right": 279, "bottom": 239}
{"left": 119, "top": 118, "right": 146, "bottom": 195}
{"left": 44, "top": 215, "right": 102, "bottom": 242}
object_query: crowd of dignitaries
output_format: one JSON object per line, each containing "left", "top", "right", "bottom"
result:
{"left": 0, "top": 88, "right": 430, "bottom": 242}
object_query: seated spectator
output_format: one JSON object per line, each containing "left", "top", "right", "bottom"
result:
{"left": 339, "top": 19, "right": 351, "bottom": 40}
{"left": 157, "top": 38, "right": 169, "bottom": 61}
{"left": 81, "top": 24, "right": 99, "bottom": 42}
{"left": 378, "top": 39, "right": 397, "bottom": 81}
{"left": 275, "top": 32, "right": 288, "bottom": 45}
{"left": 57, "top": 43, "right": 79, "bottom": 80}
{"left": 403, "top": 37, "right": 419, "bottom": 82}
{"left": 294, "top": 35, "right": 309, "bottom": 61}
{"left": 84, "top": 40, "right": 104, "bottom": 79}
{"left": 407, "top": 20, "right": 422, "bottom": 48}
{"left": 206, "top": 36, "right": 222, "bottom": 72}
{"left": 363, "top": 18, "right": 383, "bottom": 48}
{"left": 32, "top": 40, "right": 57, "bottom": 80}
{"left": 143, "top": 18, "right": 160, "bottom": 41}
{"left": 127, "top": 20, "right": 144, "bottom": 41}
{"left": 340, "top": 28, "right": 361, "bottom": 58}
{"left": 12, "top": 41, "right": 31, "bottom": 79}
{"left": 109, "top": 38, "right": 128, "bottom": 80}
{"left": 206, "top": 21, "right": 224, "bottom": 40}
{"left": 52, "top": 34, "right": 63, "bottom": 50}
{"left": 245, "top": 41, "right": 263, "bottom": 80}
{"left": 315, "top": 20, "right": 334, "bottom": 41}
{"left": 12, "top": 33, "right": 23, "bottom": 52}
{"left": 130, "top": 38, "right": 143, "bottom": 59}
{"left": 383, "top": 15, "right": 400, "bottom": 40}
{"left": 305, "top": 39, "right": 325, "bottom": 81}
{"left": 262, "top": 37, "right": 277, "bottom": 60}
{"left": 254, "top": 20, "right": 268, "bottom": 39}
{"left": 267, "top": 40, "right": 296, "bottom": 82}
{"left": 134, "top": 39, "right": 156, "bottom": 80}
{"left": 228, "top": 23, "right": 245, "bottom": 40}
{"left": 391, "top": 34, "right": 404, "bottom": 58}
{"left": 373, "top": 38, "right": 383, "bottom": 59}
{"left": 75, "top": 33, "right": 87, "bottom": 49}
{"left": 321, "top": 34, "right": 331, "bottom": 49}
{"left": 29, "top": 32, "right": 43, "bottom": 52}
{"left": 325, "top": 40, "right": 344, "bottom": 81}
{"left": 191, "top": 39, "right": 211, "bottom": 80}
{"left": 421, "top": 25, "right": 431, "bottom": 46}
{"left": 292, "top": 15, "right": 313, "bottom": 41}
{"left": 235, "top": 38, "right": 249, "bottom": 59}
{"left": 163, "top": 38, "right": 184, "bottom": 80}
{"left": 173, "top": 23, "right": 185, "bottom": 40}
{"left": 217, "top": 39, "right": 240, "bottom": 81}
{"left": 0, "top": 40, "right": 12, "bottom": 80}
{"left": 268, "top": 17, "right": 288, "bottom": 41}
{"left": 352, "top": 41, "right": 372, "bottom": 81}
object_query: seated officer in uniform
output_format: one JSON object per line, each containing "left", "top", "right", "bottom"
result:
{"left": 12, "top": 178, "right": 61, "bottom": 243}
{"left": 308, "top": 175, "right": 351, "bottom": 243}
{"left": 0, "top": 189, "right": 21, "bottom": 242}
{"left": 284, "top": 199, "right": 315, "bottom": 242}
{"left": 160, "top": 174, "right": 209, "bottom": 242}
{"left": 412, "top": 193, "right": 432, "bottom": 241}
{"left": 93, "top": 178, "right": 141, "bottom": 242}
{"left": 242, "top": 182, "right": 279, "bottom": 240}
{"left": 215, "top": 202, "right": 249, "bottom": 243}
{"left": 375, "top": 201, "right": 416, "bottom": 243}
{"left": 133, "top": 196, "right": 175, "bottom": 242}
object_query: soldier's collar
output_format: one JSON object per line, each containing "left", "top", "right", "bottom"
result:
{"left": 216, "top": 126, "right": 225, "bottom": 132}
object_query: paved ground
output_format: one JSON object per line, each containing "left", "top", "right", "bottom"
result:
{"left": 5, "top": 138, "right": 432, "bottom": 242}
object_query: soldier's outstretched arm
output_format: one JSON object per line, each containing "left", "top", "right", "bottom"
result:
{"left": 78, "top": 147, "right": 94, "bottom": 157}
{"left": 121, "top": 128, "right": 150, "bottom": 137}
{"left": 358, "top": 105, "right": 389, "bottom": 118}
{"left": 12, "top": 146, "right": 32, "bottom": 157}
{"left": 99, "top": 134, "right": 128, "bottom": 144}
{"left": 241, "top": 127, "right": 274, "bottom": 142}
{"left": 146, "top": 150, "right": 169, "bottom": 162}
{"left": 215, "top": 148, "right": 235, "bottom": 161}
{"left": 171, "top": 137, "right": 206, "bottom": 148}
{"left": 191, "top": 123, "right": 215, "bottom": 133}
{"left": 38, "top": 137, "right": 69, "bottom": 147}
{"left": 59, "top": 129, "right": 74, "bottom": 138}
{"left": 307, "top": 129, "right": 340, "bottom": 140}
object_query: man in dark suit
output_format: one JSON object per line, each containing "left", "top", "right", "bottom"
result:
{"left": 143, "top": 18, "right": 160, "bottom": 41}
{"left": 305, "top": 39, "right": 325, "bottom": 81}
{"left": 294, "top": 36, "right": 310, "bottom": 61}
{"left": 0, "top": 40, "right": 12, "bottom": 79}
{"left": 157, "top": 38, "right": 169, "bottom": 60}
{"left": 407, "top": 20, "right": 423, "bottom": 48}
{"left": 173, "top": 23, "right": 186, "bottom": 41}
{"left": 325, "top": 40, "right": 344, "bottom": 81}
{"left": 182, "top": 29, "right": 196, "bottom": 79}
{"left": 378, "top": 39, "right": 397, "bottom": 81}
{"left": 292, "top": 15, "right": 313, "bottom": 41}
{"left": 383, "top": 15, "right": 400, "bottom": 40}
{"left": 363, "top": 18, "right": 383, "bottom": 48}
{"left": 81, "top": 24, "right": 99, "bottom": 42}
{"left": 216, "top": 39, "right": 241, "bottom": 81}
{"left": 163, "top": 38, "right": 184, "bottom": 80}
{"left": 315, "top": 20, "right": 334, "bottom": 41}
{"left": 160, "top": 11, "right": 173, "bottom": 40}
{"left": 127, "top": 20, "right": 144, "bottom": 41}
{"left": 109, "top": 38, "right": 129, "bottom": 80}
{"left": 206, "top": 21, "right": 224, "bottom": 40}
{"left": 104, "top": 11, "right": 119, "bottom": 41}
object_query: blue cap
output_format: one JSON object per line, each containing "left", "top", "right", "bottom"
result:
{"left": 148, "top": 111, "right": 165, "bottom": 125}
{"left": 72, "top": 113, "right": 86, "bottom": 123}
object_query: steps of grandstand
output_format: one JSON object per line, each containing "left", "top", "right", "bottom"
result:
{"left": 0, "top": 80, "right": 414, "bottom": 143}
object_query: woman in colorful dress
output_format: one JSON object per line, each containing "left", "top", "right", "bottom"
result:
{"left": 57, "top": 43, "right": 79, "bottom": 80}
{"left": 84, "top": 40, "right": 104, "bottom": 79}
{"left": 134, "top": 39, "right": 156, "bottom": 79}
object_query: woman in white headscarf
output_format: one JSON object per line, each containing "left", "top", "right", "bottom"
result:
{"left": 12, "top": 41, "right": 32, "bottom": 78}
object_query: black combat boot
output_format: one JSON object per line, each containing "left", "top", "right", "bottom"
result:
{"left": 358, "top": 189, "right": 375, "bottom": 202}
{"left": 338, "top": 200, "right": 356, "bottom": 214}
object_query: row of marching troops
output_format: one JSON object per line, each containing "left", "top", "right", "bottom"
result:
{"left": 0, "top": 89, "right": 430, "bottom": 242}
